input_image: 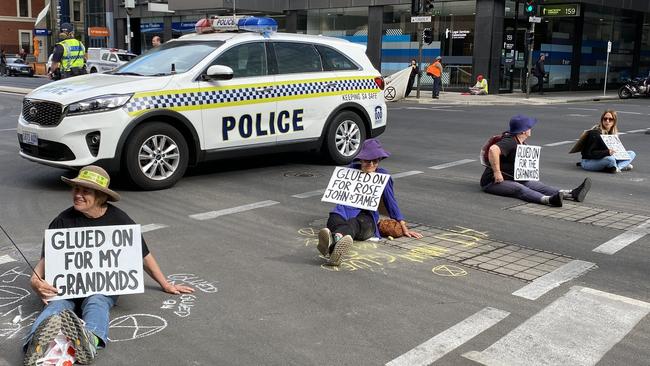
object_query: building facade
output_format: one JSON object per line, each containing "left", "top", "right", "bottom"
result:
{"left": 109, "top": 0, "right": 650, "bottom": 94}
{"left": 0, "top": 0, "right": 47, "bottom": 57}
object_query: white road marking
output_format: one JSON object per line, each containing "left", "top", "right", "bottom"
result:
{"left": 592, "top": 221, "right": 650, "bottom": 255}
{"left": 567, "top": 114, "right": 591, "bottom": 117}
{"left": 291, "top": 189, "right": 325, "bottom": 199}
{"left": 141, "top": 224, "right": 168, "bottom": 233}
{"left": 568, "top": 107, "right": 598, "bottom": 111}
{"left": 543, "top": 140, "right": 575, "bottom": 147}
{"left": 189, "top": 200, "right": 279, "bottom": 220}
{"left": 386, "top": 307, "right": 510, "bottom": 366}
{"left": 429, "top": 159, "right": 475, "bottom": 170}
{"left": 463, "top": 286, "right": 650, "bottom": 366}
{"left": 625, "top": 129, "right": 648, "bottom": 133}
{"left": 431, "top": 109, "right": 464, "bottom": 112}
{"left": 0, "top": 128, "right": 17, "bottom": 132}
{"left": 618, "top": 132, "right": 627, "bottom": 135}
{"left": 0, "top": 255, "right": 17, "bottom": 265}
{"left": 616, "top": 111, "right": 642, "bottom": 115}
{"left": 392, "top": 170, "right": 423, "bottom": 179}
{"left": 512, "top": 260, "right": 596, "bottom": 300}
{"left": 291, "top": 171, "right": 422, "bottom": 198}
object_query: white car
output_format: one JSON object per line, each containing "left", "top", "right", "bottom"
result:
{"left": 17, "top": 17, "right": 386, "bottom": 189}
{"left": 86, "top": 48, "right": 137, "bottom": 74}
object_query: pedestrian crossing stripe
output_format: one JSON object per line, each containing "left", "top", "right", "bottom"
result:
{"left": 125, "top": 76, "right": 380, "bottom": 117}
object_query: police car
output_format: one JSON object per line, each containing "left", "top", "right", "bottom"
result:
{"left": 17, "top": 17, "right": 386, "bottom": 189}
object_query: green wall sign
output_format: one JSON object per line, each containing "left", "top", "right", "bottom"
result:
{"left": 541, "top": 4, "right": 580, "bottom": 17}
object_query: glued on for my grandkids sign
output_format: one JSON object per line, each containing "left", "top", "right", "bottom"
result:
{"left": 321, "top": 167, "right": 390, "bottom": 211}
{"left": 44, "top": 224, "right": 144, "bottom": 300}
{"left": 514, "top": 145, "right": 542, "bottom": 181}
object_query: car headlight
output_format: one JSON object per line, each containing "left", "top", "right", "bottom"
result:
{"left": 66, "top": 94, "right": 133, "bottom": 116}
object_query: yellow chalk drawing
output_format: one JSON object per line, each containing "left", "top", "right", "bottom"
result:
{"left": 397, "top": 244, "right": 448, "bottom": 263}
{"left": 432, "top": 265, "right": 468, "bottom": 277}
{"left": 435, "top": 226, "right": 489, "bottom": 248}
{"left": 304, "top": 238, "right": 319, "bottom": 247}
{"left": 298, "top": 228, "right": 317, "bottom": 237}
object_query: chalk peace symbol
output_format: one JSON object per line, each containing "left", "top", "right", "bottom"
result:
{"left": 385, "top": 86, "right": 397, "bottom": 100}
{"left": 108, "top": 314, "right": 167, "bottom": 342}
{"left": 432, "top": 265, "right": 467, "bottom": 277}
{"left": 0, "top": 285, "right": 30, "bottom": 308}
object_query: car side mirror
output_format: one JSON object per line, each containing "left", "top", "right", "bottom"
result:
{"left": 204, "top": 65, "right": 233, "bottom": 80}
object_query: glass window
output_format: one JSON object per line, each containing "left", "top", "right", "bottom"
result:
{"left": 101, "top": 53, "right": 109, "bottom": 61}
{"left": 117, "top": 54, "right": 135, "bottom": 62}
{"left": 212, "top": 42, "right": 267, "bottom": 78}
{"left": 73, "top": 1, "right": 81, "bottom": 22}
{"left": 273, "top": 42, "right": 322, "bottom": 74}
{"left": 109, "top": 54, "right": 118, "bottom": 62}
{"left": 18, "top": 0, "right": 29, "bottom": 17}
{"left": 316, "top": 45, "right": 358, "bottom": 71}
{"left": 114, "top": 40, "right": 224, "bottom": 76}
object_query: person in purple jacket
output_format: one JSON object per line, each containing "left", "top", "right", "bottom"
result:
{"left": 317, "top": 139, "right": 423, "bottom": 266}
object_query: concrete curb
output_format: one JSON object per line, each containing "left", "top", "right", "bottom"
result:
{"left": 0, "top": 86, "right": 32, "bottom": 95}
{"left": 402, "top": 94, "right": 620, "bottom": 106}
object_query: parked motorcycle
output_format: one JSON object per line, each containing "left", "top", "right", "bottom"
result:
{"left": 618, "top": 77, "right": 650, "bottom": 99}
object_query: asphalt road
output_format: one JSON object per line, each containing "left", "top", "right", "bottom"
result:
{"left": 0, "top": 89, "right": 649, "bottom": 365}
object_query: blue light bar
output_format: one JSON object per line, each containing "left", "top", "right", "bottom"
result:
{"left": 238, "top": 17, "right": 278, "bottom": 34}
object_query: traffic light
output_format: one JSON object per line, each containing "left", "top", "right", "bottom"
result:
{"left": 423, "top": 28, "right": 433, "bottom": 44}
{"left": 424, "top": 0, "right": 435, "bottom": 12}
{"left": 411, "top": 0, "right": 422, "bottom": 15}
{"left": 524, "top": 0, "right": 537, "bottom": 15}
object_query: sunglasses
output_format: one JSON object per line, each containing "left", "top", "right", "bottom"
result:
{"left": 602, "top": 117, "right": 615, "bottom": 121}
{"left": 360, "top": 159, "right": 380, "bottom": 165}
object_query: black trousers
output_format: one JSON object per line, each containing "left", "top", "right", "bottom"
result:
{"left": 536, "top": 75, "right": 544, "bottom": 94}
{"left": 327, "top": 212, "right": 375, "bottom": 241}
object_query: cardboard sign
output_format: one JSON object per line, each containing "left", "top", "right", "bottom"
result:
{"left": 44, "top": 225, "right": 144, "bottom": 300}
{"left": 514, "top": 145, "right": 542, "bottom": 181}
{"left": 321, "top": 167, "right": 390, "bottom": 211}
{"left": 600, "top": 135, "right": 631, "bottom": 160}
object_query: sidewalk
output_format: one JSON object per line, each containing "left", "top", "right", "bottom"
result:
{"left": 403, "top": 90, "right": 620, "bottom": 106}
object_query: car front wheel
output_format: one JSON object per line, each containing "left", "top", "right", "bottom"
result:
{"left": 124, "top": 122, "right": 189, "bottom": 190}
{"left": 324, "top": 111, "right": 366, "bottom": 165}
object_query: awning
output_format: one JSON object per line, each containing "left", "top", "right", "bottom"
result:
{"left": 34, "top": 1, "right": 50, "bottom": 26}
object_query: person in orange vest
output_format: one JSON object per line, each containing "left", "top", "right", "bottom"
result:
{"left": 426, "top": 56, "right": 443, "bottom": 99}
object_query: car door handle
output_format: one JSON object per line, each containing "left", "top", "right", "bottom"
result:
{"left": 255, "top": 86, "right": 273, "bottom": 93}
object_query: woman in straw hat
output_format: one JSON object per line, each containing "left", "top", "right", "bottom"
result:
{"left": 24, "top": 166, "right": 194, "bottom": 366}
{"left": 317, "top": 139, "right": 422, "bottom": 266}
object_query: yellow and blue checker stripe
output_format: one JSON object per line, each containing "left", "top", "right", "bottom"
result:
{"left": 125, "top": 76, "right": 379, "bottom": 116}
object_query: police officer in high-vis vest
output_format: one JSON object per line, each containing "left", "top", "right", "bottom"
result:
{"left": 49, "top": 23, "right": 87, "bottom": 80}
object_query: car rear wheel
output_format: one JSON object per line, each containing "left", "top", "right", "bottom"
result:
{"left": 124, "top": 122, "right": 189, "bottom": 190}
{"left": 324, "top": 111, "right": 366, "bottom": 165}
{"left": 90, "top": 67, "right": 97, "bottom": 73}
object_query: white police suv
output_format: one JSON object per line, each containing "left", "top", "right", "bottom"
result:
{"left": 17, "top": 16, "right": 387, "bottom": 189}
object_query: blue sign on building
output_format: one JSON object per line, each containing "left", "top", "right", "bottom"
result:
{"left": 140, "top": 23, "right": 164, "bottom": 33}
{"left": 33, "top": 29, "right": 52, "bottom": 36}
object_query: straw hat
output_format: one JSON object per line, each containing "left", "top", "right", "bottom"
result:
{"left": 61, "top": 165, "right": 120, "bottom": 202}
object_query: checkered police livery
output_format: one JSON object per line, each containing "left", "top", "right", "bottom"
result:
{"left": 125, "top": 77, "right": 379, "bottom": 116}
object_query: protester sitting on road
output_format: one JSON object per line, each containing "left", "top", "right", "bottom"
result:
{"left": 575, "top": 110, "right": 636, "bottom": 173}
{"left": 469, "top": 74, "right": 488, "bottom": 95}
{"left": 480, "top": 115, "right": 591, "bottom": 207}
{"left": 317, "top": 139, "right": 423, "bottom": 266}
{"left": 24, "top": 166, "right": 194, "bottom": 366}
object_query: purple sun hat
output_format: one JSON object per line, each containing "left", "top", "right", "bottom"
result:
{"left": 509, "top": 114, "right": 538, "bottom": 134}
{"left": 354, "top": 138, "right": 391, "bottom": 161}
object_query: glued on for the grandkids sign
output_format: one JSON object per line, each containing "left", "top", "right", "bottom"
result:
{"left": 600, "top": 135, "right": 631, "bottom": 160}
{"left": 321, "top": 167, "right": 390, "bottom": 211}
{"left": 44, "top": 224, "right": 144, "bottom": 300}
{"left": 514, "top": 145, "right": 541, "bottom": 181}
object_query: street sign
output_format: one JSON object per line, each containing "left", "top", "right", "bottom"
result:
{"left": 528, "top": 16, "right": 542, "bottom": 23}
{"left": 541, "top": 4, "right": 580, "bottom": 17}
{"left": 607, "top": 41, "right": 612, "bottom": 53}
{"left": 411, "top": 16, "right": 431, "bottom": 23}
{"left": 33, "top": 28, "right": 51, "bottom": 36}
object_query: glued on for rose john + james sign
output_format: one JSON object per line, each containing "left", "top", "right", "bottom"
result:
{"left": 321, "top": 167, "right": 390, "bottom": 211}
{"left": 44, "top": 225, "right": 144, "bottom": 300}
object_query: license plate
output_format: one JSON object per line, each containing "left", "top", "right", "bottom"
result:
{"left": 21, "top": 132, "right": 38, "bottom": 146}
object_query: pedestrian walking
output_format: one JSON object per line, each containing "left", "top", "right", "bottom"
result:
{"left": 427, "top": 56, "right": 443, "bottom": 99}
{"left": 23, "top": 166, "right": 194, "bottom": 366}
{"left": 533, "top": 54, "right": 545, "bottom": 95}
{"left": 480, "top": 115, "right": 591, "bottom": 207}
{"left": 572, "top": 110, "right": 636, "bottom": 173}
{"left": 317, "top": 139, "right": 423, "bottom": 266}
{"left": 0, "top": 49, "right": 6, "bottom": 76}
{"left": 152, "top": 35, "right": 162, "bottom": 48}
{"left": 405, "top": 59, "right": 419, "bottom": 97}
{"left": 49, "top": 23, "right": 87, "bottom": 80}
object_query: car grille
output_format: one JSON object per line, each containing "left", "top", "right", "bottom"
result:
{"left": 22, "top": 99, "right": 64, "bottom": 126}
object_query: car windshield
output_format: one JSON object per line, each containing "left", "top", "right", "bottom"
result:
{"left": 117, "top": 54, "right": 136, "bottom": 62}
{"left": 7, "top": 58, "right": 25, "bottom": 64}
{"left": 112, "top": 40, "right": 223, "bottom": 76}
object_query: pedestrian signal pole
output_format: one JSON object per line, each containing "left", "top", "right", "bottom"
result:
{"left": 416, "top": 23, "right": 423, "bottom": 98}
{"left": 604, "top": 40, "right": 611, "bottom": 96}
{"left": 526, "top": 23, "right": 534, "bottom": 99}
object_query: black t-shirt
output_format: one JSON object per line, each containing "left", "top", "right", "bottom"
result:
{"left": 480, "top": 135, "right": 519, "bottom": 187}
{"left": 41, "top": 204, "right": 150, "bottom": 258}
{"left": 581, "top": 129, "right": 610, "bottom": 160}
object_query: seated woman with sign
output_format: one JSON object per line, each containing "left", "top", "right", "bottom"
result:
{"left": 317, "top": 139, "right": 423, "bottom": 266}
{"left": 571, "top": 109, "right": 636, "bottom": 173}
{"left": 24, "top": 166, "right": 194, "bottom": 366}
{"left": 480, "top": 115, "right": 592, "bottom": 207}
